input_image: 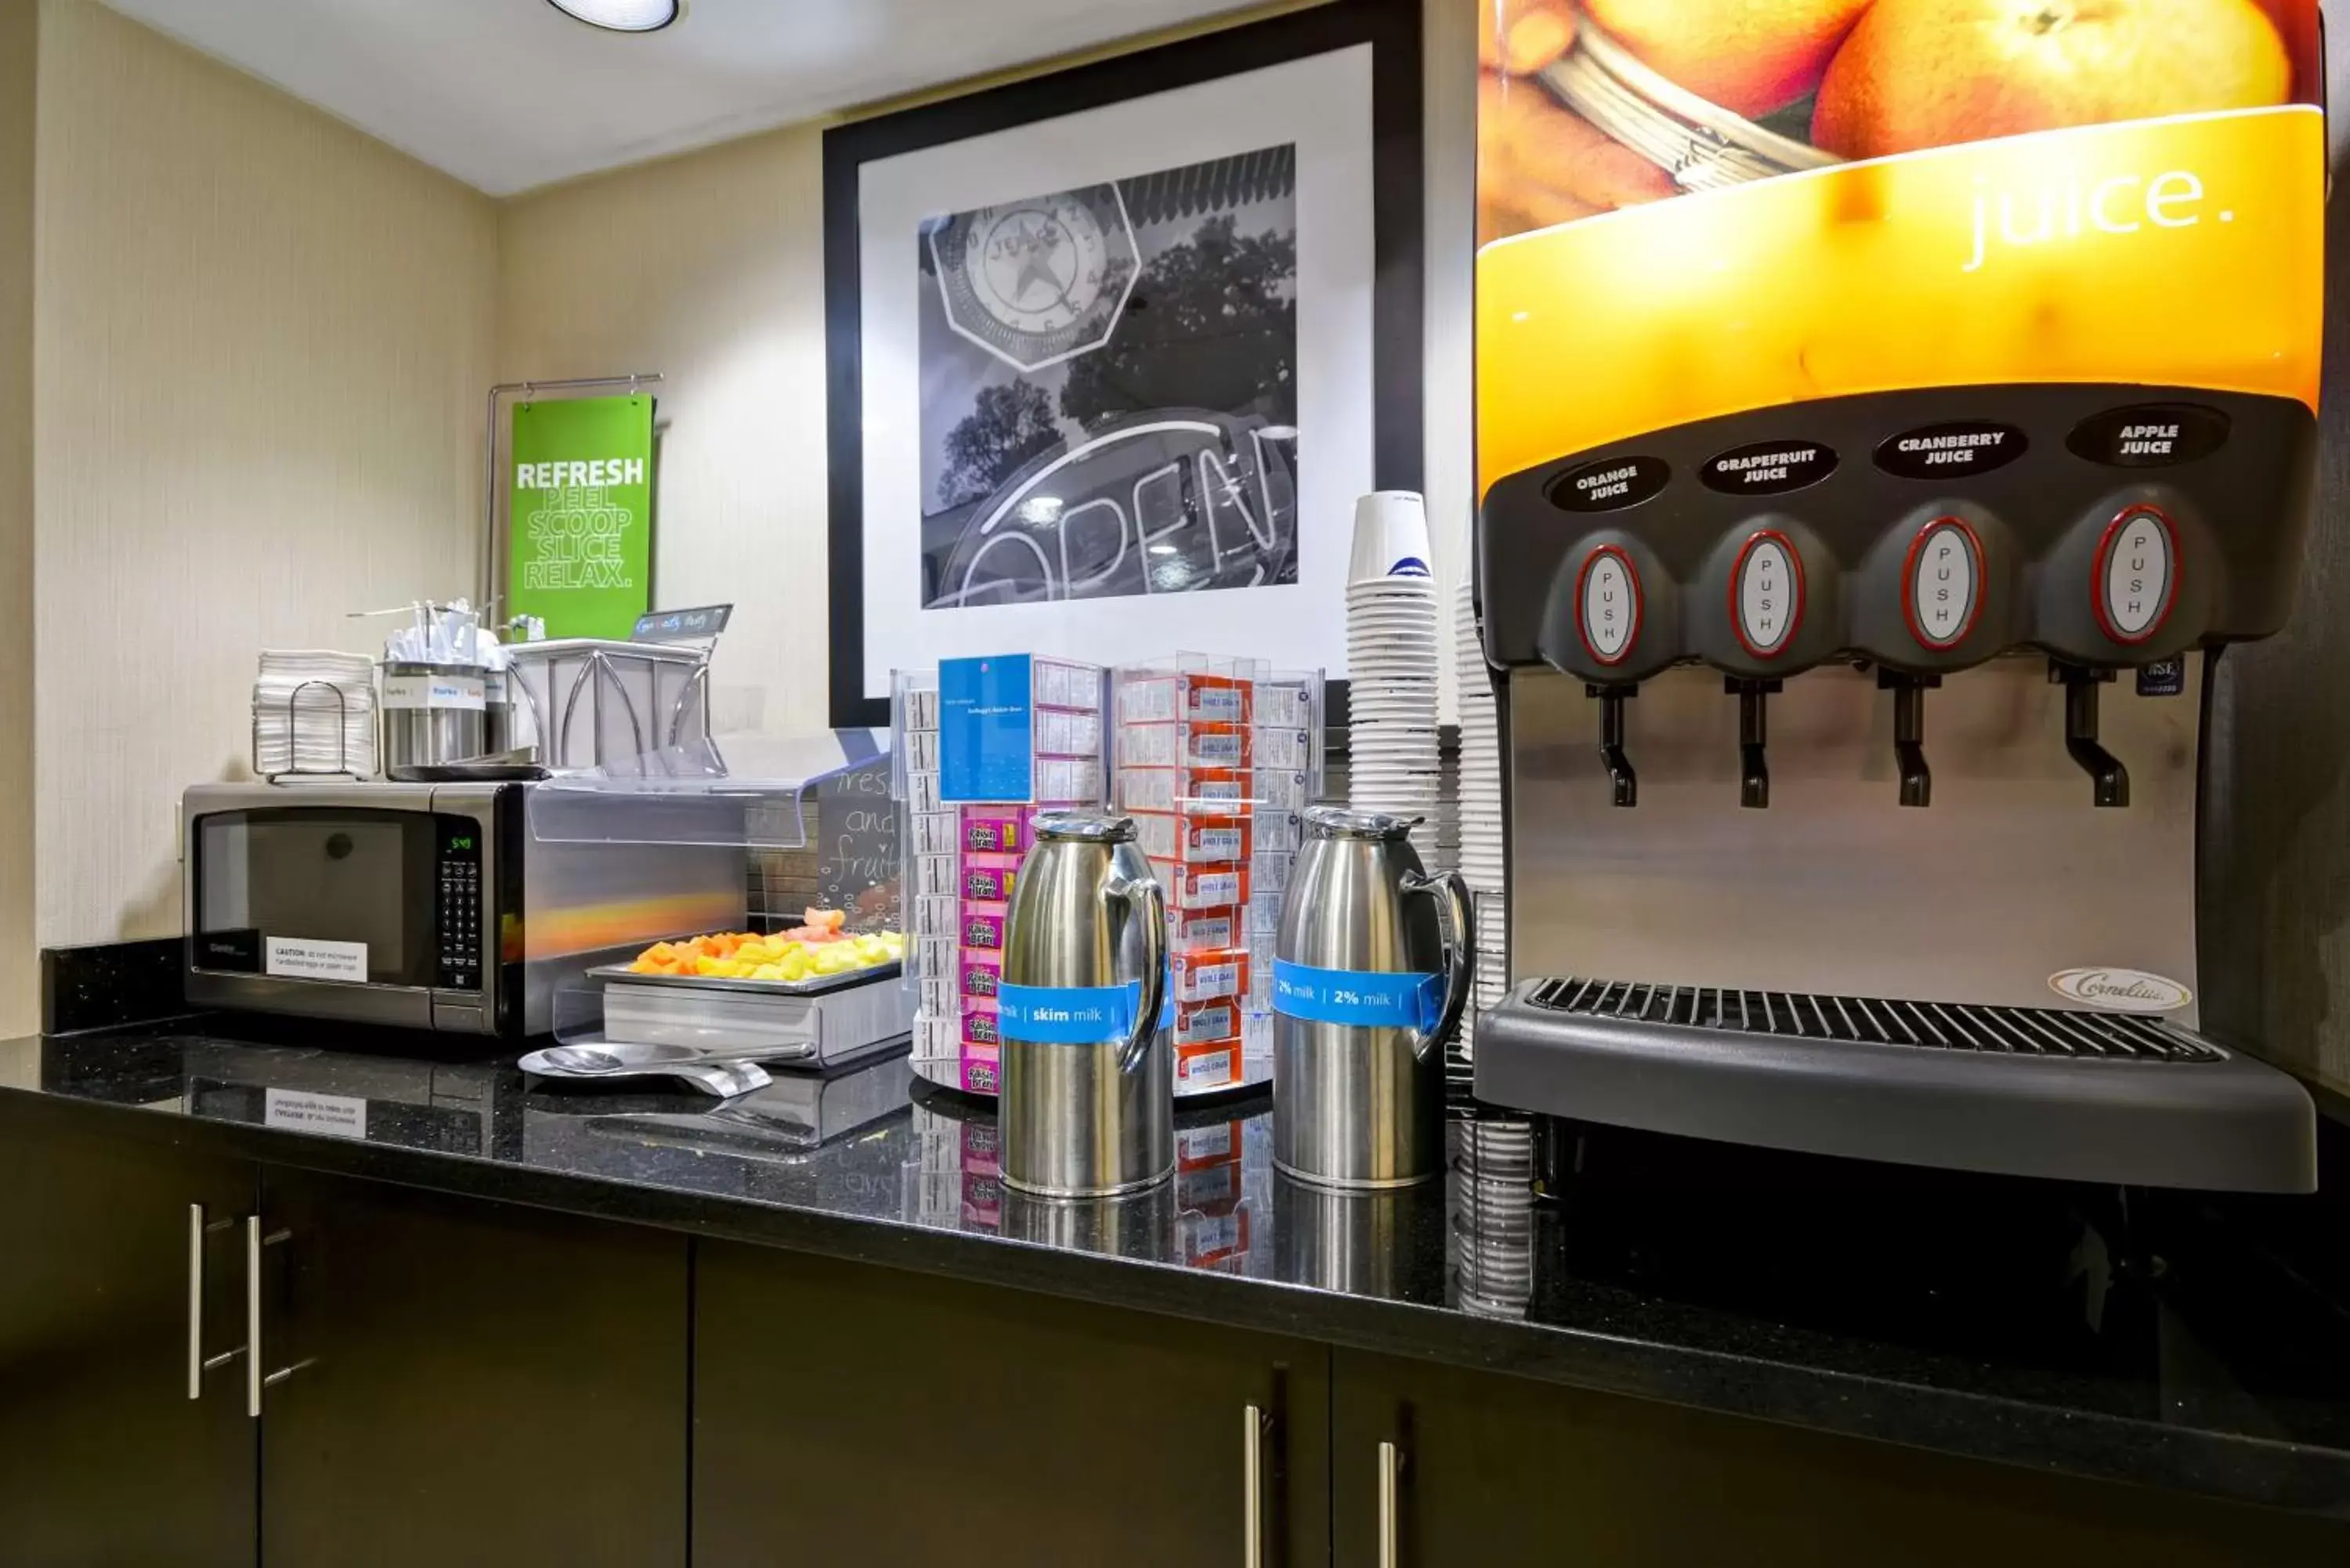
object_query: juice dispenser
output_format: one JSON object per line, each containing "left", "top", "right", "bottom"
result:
{"left": 1467, "top": 0, "right": 2326, "bottom": 1190}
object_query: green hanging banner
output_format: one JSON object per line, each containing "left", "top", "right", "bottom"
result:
{"left": 508, "top": 394, "right": 654, "bottom": 639}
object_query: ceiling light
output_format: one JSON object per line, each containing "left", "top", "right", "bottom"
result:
{"left": 545, "top": 0, "right": 680, "bottom": 33}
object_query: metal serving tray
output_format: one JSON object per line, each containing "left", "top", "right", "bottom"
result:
{"left": 583, "top": 958, "right": 914, "bottom": 1071}
{"left": 585, "top": 959, "right": 902, "bottom": 997}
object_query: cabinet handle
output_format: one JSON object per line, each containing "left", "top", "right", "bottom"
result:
{"left": 245, "top": 1217, "right": 263, "bottom": 1418}
{"left": 186, "top": 1204, "right": 240, "bottom": 1400}
{"left": 1242, "top": 1404, "right": 1266, "bottom": 1568}
{"left": 1377, "top": 1440, "right": 1403, "bottom": 1568}
{"left": 244, "top": 1219, "right": 297, "bottom": 1418}
{"left": 187, "top": 1205, "right": 205, "bottom": 1400}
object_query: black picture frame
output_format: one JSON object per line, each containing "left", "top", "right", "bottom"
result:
{"left": 823, "top": 0, "right": 1425, "bottom": 731}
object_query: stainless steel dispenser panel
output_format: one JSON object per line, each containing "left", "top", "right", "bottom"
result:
{"left": 1506, "top": 656, "right": 2201, "bottom": 1021}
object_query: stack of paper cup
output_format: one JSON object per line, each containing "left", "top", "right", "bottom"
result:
{"left": 1455, "top": 574, "right": 1508, "bottom": 1056}
{"left": 1347, "top": 493, "right": 1443, "bottom": 833}
{"left": 1434, "top": 741, "right": 1461, "bottom": 866}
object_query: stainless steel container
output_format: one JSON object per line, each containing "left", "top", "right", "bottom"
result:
{"left": 1273, "top": 1175, "right": 1443, "bottom": 1299}
{"left": 378, "top": 661, "right": 490, "bottom": 774}
{"left": 483, "top": 666, "right": 515, "bottom": 756}
{"left": 998, "top": 811, "right": 1171, "bottom": 1198}
{"left": 1272, "top": 807, "right": 1473, "bottom": 1189}
{"left": 1001, "top": 1180, "right": 1173, "bottom": 1259}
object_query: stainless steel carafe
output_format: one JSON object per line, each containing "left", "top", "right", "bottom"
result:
{"left": 999, "top": 811, "right": 1171, "bottom": 1198}
{"left": 1272, "top": 807, "right": 1473, "bottom": 1189}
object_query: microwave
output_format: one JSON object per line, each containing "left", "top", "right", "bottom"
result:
{"left": 182, "top": 781, "right": 744, "bottom": 1038}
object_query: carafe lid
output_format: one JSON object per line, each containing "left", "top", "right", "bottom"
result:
{"left": 1034, "top": 810, "right": 1137, "bottom": 844}
{"left": 1303, "top": 805, "right": 1419, "bottom": 842}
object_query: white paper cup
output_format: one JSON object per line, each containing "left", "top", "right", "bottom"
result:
{"left": 1350, "top": 491, "right": 1435, "bottom": 586}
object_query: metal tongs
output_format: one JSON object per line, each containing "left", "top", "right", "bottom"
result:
{"left": 519, "top": 1042, "right": 774, "bottom": 1098}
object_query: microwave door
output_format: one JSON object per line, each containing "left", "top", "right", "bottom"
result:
{"left": 189, "top": 806, "right": 456, "bottom": 1031}
{"left": 194, "top": 810, "right": 436, "bottom": 986}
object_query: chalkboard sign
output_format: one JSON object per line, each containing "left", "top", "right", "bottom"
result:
{"left": 815, "top": 753, "right": 901, "bottom": 927}
{"left": 631, "top": 603, "right": 733, "bottom": 642}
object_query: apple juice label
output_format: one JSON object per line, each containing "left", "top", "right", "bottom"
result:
{"left": 1179, "top": 959, "right": 1240, "bottom": 1000}
{"left": 1177, "top": 1049, "right": 1237, "bottom": 1089}
{"left": 1190, "top": 685, "right": 1246, "bottom": 721}
{"left": 1186, "top": 872, "right": 1242, "bottom": 906}
{"left": 1188, "top": 825, "right": 1245, "bottom": 861}
{"left": 1177, "top": 912, "right": 1235, "bottom": 949}
{"left": 1179, "top": 1121, "right": 1236, "bottom": 1163}
{"left": 1190, "top": 728, "right": 1245, "bottom": 766}
{"left": 1175, "top": 1003, "right": 1236, "bottom": 1046}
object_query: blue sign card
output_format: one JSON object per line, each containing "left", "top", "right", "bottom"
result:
{"left": 998, "top": 981, "right": 1142, "bottom": 1045}
{"left": 939, "top": 654, "right": 1036, "bottom": 803}
{"left": 1271, "top": 959, "right": 1444, "bottom": 1033}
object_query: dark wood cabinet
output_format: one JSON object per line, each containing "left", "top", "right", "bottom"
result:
{"left": 692, "top": 1241, "right": 1330, "bottom": 1568}
{"left": 0, "top": 1098, "right": 689, "bottom": 1568}
{"left": 13, "top": 1093, "right": 2350, "bottom": 1568}
{"left": 0, "top": 1100, "right": 258, "bottom": 1568}
{"left": 255, "top": 1168, "right": 690, "bottom": 1568}
{"left": 1332, "top": 1349, "right": 2350, "bottom": 1568}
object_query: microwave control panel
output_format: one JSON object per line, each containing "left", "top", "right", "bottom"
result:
{"left": 436, "top": 819, "right": 483, "bottom": 991}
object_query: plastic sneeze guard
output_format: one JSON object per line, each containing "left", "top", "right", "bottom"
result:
{"left": 527, "top": 729, "right": 891, "bottom": 850}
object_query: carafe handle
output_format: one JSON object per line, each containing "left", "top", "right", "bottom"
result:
{"left": 1401, "top": 869, "right": 1474, "bottom": 1063}
{"left": 1111, "top": 872, "right": 1168, "bottom": 1077}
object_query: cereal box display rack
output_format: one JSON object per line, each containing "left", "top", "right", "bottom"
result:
{"left": 896, "top": 653, "right": 1323, "bottom": 1099}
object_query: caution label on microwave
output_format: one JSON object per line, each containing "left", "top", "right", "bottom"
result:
{"left": 264, "top": 937, "right": 367, "bottom": 983}
{"left": 264, "top": 1088, "right": 368, "bottom": 1140}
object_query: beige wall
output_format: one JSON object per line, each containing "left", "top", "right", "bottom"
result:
{"left": 497, "top": 125, "right": 829, "bottom": 737}
{"left": 497, "top": 0, "right": 1477, "bottom": 732}
{"left": 0, "top": 0, "right": 34, "bottom": 1028}
{"left": 31, "top": 0, "right": 498, "bottom": 948}
{"left": 13, "top": 0, "right": 1459, "bottom": 965}
{"left": 1423, "top": 0, "right": 1473, "bottom": 719}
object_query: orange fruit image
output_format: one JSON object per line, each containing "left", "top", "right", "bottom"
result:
{"left": 2244, "top": 0, "right": 2319, "bottom": 99}
{"left": 1585, "top": 0, "right": 1876, "bottom": 117}
{"left": 1480, "top": 0, "right": 1577, "bottom": 74}
{"left": 1813, "top": 0, "right": 2292, "bottom": 161}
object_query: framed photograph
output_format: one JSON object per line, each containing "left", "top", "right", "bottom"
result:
{"left": 826, "top": 0, "right": 1423, "bottom": 728}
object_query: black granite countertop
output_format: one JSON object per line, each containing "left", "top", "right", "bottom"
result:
{"left": 8, "top": 1020, "right": 2350, "bottom": 1518}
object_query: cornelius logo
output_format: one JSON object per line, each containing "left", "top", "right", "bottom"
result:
{"left": 2048, "top": 966, "right": 2191, "bottom": 1013}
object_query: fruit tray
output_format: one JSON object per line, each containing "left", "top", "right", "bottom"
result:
{"left": 586, "top": 960, "right": 902, "bottom": 997}
{"left": 588, "top": 961, "right": 913, "bottom": 1070}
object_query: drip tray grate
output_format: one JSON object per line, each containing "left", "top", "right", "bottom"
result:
{"left": 1522, "top": 978, "right": 2223, "bottom": 1063}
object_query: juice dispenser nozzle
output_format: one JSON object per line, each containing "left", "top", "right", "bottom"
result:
{"left": 2052, "top": 662, "right": 2129, "bottom": 808}
{"left": 1877, "top": 669, "right": 1937, "bottom": 808}
{"left": 1726, "top": 678, "right": 1780, "bottom": 809}
{"left": 1586, "top": 683, "right": 1637, "bottom": 807}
